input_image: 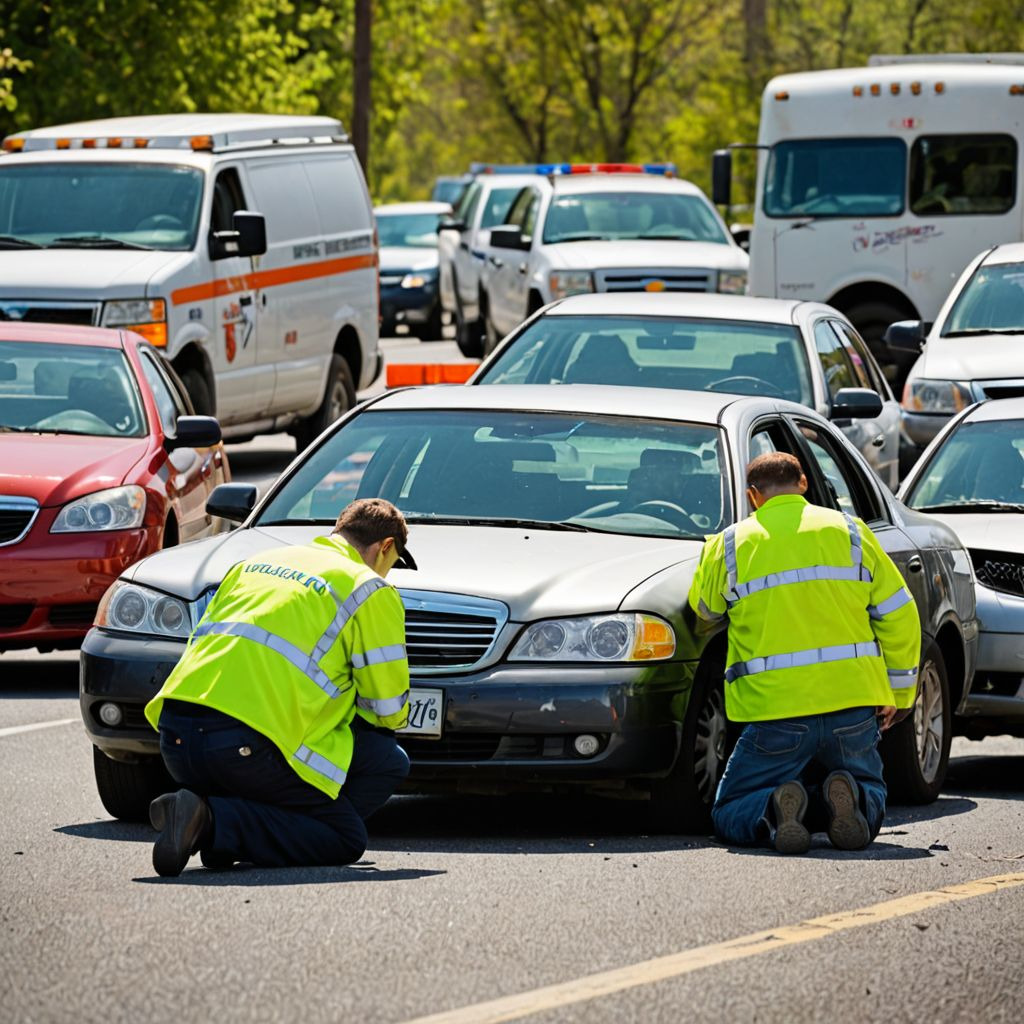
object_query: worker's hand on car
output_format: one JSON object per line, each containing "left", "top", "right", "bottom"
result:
{"left": 876, "top": 706, "right": 912, "bottom": 731}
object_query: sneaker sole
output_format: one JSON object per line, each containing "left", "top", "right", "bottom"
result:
{"left": 150, "top": 790, "right": 205, "bottom": 877}
{"left": 826, "top": 775, "right": 871, "bottom": 851}
{"left": 773, "top": 783, "right": 811, "bottom": 855}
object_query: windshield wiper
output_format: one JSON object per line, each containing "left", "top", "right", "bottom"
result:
{"left": 402, "top": 514, "right": 593, "bottom": 532}
{"left": 916, "top": 500, "right": 1024, "bottom": 514}
{"left": 547, "top": 233, "right": 606, "bottom": 243}
{"left": 0, "top": 234, "right": 42, "bottom": 249}
{"left": 943, "top": 328, "right": 1024, "bottom": 337}
{"left": 0, "top": 424, "right": 34, "bottom": 432}
{"left": 49, "top": 235, "right": 152, "bottom": 250}
{"left": 258, "top": 518, "right": 334, "bottom": 526}
{"left": 635, "top": 233, "right": 694, "bottom": 241}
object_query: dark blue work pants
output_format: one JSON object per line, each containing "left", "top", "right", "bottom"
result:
{"left": 158, "top": 700, "right": 409, "bottom": 868}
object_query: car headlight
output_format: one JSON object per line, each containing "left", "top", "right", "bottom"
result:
{"left": 717, "top": 270, "right": 747, "bottom": 294}
{"left": 400, "top": 269, "right": 437, "bottom": 288}
{"left": 102, "top": 298, "right": 167, "bottom": 347}
{"left": 50, "top": 485, "right": 146, "bottom": 533}
{"left": 549, "top": 271, "right": 594, "bottom": 301}
{"left": 901, "top": 378, "right": 974, "bottom": 414}
{"left": 94, "top": 580, "right": 191, "bottom": 638}
{"left": 509, "top": 613, "right": 676, "bottom": 662}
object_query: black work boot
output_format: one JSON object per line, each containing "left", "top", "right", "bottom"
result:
{"left": 824, "top": 770, "right": 871, "bottom": 851}
{"left": 771, "top": 780, "right": 811, "bottom": 855}
{"left": 150, "top": 790, "right": 213, "bottom": 877}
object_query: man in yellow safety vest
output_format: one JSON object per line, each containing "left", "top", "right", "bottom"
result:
{"left": 144, "top": 498, "right": 412, "bottom": 876}
{"left": 689, "top": 452, "right": 921, "bottom": 854}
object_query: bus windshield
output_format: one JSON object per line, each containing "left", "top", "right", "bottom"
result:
{"left": 763, "top": 138, "right": 906, "bottom": 218}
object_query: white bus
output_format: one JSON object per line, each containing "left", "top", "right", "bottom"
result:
{"left": 713, "top": 55, "right": 1024, "bottom": 380}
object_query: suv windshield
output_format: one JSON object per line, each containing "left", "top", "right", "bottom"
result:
{"left": 542, "top": 192, "right": 728, "bottom": 244}
{"left": 0, "top": 163, "right": 203, "bottom": 251}
{"left": 376, "top": 213, "right": 443, "bottom": 248}
{"left": 0, "top": 340, "right": 145, "bottom": 437}
{"left": 258, "top": 409, "right": 729, "bottom": 538}
{"left": 475, "top": 314, "right": 813, "bottom": 405}
{"left": 943, "top": 262, "right": 1024, "bottom": 336}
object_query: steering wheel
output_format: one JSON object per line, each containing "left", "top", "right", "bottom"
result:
{"left": 134, "top": 214, "right": 185, "bottom": 231}
{"left": 706, "top": 375, "right": 786, "bottom": 398}
{"left": 622, "top": 500, "right": 704, "bottom": 533}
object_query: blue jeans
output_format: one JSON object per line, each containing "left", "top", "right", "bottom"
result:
{"left": 712, "top": 706, "right": 886, "bottom": 847}
{"left": 158, "top": 701, "right": 410, "bottom": 868}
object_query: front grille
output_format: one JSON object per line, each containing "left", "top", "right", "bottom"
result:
{"left": 980, "top": 383, "right": 1024, "bottom": 400}
{"left": 48, "top": 603, "right": 98, "bottom": 627}
{"left": 380, "top": 275, "right": 404, "bottom": 287}
{"left": 594, "top": 268, "right": 715, "bottom": 293}
{"left": 399, "top": 590, "right": 508, "bottom": 673}
{"left": 0, "top": 604, "right": 33, "bottom": 629}
{"left": 970, "top": 549, "right": 1024, "bottom": 597}
{"left": 400, "top": 734, "right": 503, "bottom": 761}
{"left": 0, "top": 302, "right": 99, "bottom": 326}
{"left": 0, "top": 497, "right": 39, "bottom": 546}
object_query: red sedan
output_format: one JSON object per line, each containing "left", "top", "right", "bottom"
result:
{"left": 0, "top": 322, "right": 229, "bottom": 652}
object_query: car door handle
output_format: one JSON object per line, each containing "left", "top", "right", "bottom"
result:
{"left": 489, "top": 255, "right": 504, "bottom": 269}
{"left": 907, "top": 555, "right": 923, "bottom": 573}
{"left": 518, "top": 262, "right": 528, "bottom": 275}
{"left": 871, "top": 433, "right": 885, "bottom": 447}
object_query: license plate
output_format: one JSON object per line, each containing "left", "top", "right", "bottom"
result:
{"left": 397, "top": 688, "right": 444, "bottom": 739}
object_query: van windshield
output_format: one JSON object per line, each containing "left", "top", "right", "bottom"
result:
{"left": 0, "top": 163, "right": 203, "bottom": 251}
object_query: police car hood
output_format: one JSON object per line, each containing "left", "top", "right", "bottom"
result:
{"left": 0, "top": 249, "right": 186, "bottom": 300}
{"left": 543, "top": 239, "right": 747, "bottom": 273}
{"left": 123, "top": 522, "right": 704, "bottom": 619}
{"left": 916, "top": 334, "right": 1024, "bottom": 382}
{"left": 379, "top": 246, "right": 439, "bottom": 274}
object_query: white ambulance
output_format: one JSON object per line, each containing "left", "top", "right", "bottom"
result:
{"left": 0, "top": 114, "right": 380, "bottom": 447}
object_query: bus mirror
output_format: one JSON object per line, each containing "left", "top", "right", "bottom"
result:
{"left": 712, "top": 150, "right": 732, "bottom": 207}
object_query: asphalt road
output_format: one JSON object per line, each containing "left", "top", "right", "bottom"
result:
{"left": 3, "top": 334, "right": 1024, "bottom": 1022}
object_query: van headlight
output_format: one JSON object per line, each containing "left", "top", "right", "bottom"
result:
{"left": 509, "top": 613, "right": 676, "bottom": 662}
{"left": 51, "top": 486, "right": 146, "bottom": 532}
{"left": 717, "top": 270, "right": 748, "bottom": 294}
{"left": 94, "top": 581, "right": 192, "bottom": 638}
{"left": 102, "top": 298, "right": 168, "bottom": 347}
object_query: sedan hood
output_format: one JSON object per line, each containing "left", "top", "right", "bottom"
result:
{"left": 0, "top": 434, "right": 150, "bottom": 506}
{"left": 379, "top": 247, "right": 438, "bottom": 274}
{"left": 919, "top": 335, "right": 1024, "bottom": 382}
{"left": 128, "top": 522, "right": 704, "bottom": 618}
{"left": 0, "top": 249, "right": 178, "bottom": 300}
{"left": 926, "top": 513, "right": 1024, "bottom": 555}
{"left": 543, "top": 239, "right": 747, "bottom": 273}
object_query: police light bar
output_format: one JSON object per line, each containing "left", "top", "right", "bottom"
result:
{"left": 469, "top": 162, "right": 676, "bottom": 177}
{"left": 469, "top": 162, "right": 570, "bottom": 175}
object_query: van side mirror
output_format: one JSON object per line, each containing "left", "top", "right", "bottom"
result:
{"left": 489, "top": 224, "right": 527, "bottom": 250}
{"left": 165, "top": 415, "right": 221, "bottom": 451}
{"left": 712, "top": 149, "right": 732, "bottom": 207}
{"left": 729, "top": 224, "right": 750, "bottom": 252}
{"left": 440, "top": 217, "right": 466, "bottom": 232}
{"left": 831, "top": 387, "right": 884, "bottom": 419}
{"left": 206, "top": 483, "right": 258, "bottom": 523}
{"left": 883, "top": 320, "right": 928, "bottom": 356}
{"left": 210, "top": 210, "right": 267, "bottom": 261}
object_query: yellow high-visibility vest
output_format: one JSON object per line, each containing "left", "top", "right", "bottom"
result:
{"left": 145, "top": 535, "right": 409, "bottom": 797}
{"left": 689, "top": 494, "right": 920, "bottom": 722}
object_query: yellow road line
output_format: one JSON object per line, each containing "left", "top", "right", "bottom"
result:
{"left": 400, "top": 872, "right": 1024, "bottom": 1024}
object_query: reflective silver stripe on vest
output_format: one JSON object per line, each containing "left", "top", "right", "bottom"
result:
{"left": 869, "top": 588, "right": 913, "bottom": 620}
{"left": 697, "top": 598, "right": 725, "bottom": 623}
{"left": 356, "top": 690, "right": 410, "bottom": 717}
{"left": 842, "top": 513, "right": 863, "bottom": 571}
{"left": 723, "top": 525, "right": 739, "bottom": 601}
{"left": 887, "top": 667, "right": 918, "bottom": 689}
{"left": 312, "top": 577, "right": 389, "bottom": 661}
{"left": 725, "top": 640, "right": 881, "bottom": 682}
{"left": 293, "top": 744, "right": 347, "bottom": 785}
{"left": 194, "top": 620, "right": 342, "bottom": 698}
{"left": 352, "top": 643, "right": 407, "bottom": 669}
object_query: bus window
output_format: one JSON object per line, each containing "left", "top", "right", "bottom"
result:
{"left": 910, "top": 134, "right": 1017, "bottom": 216}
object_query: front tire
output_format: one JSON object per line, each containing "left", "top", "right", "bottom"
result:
{"left": 179, "top": 367, "right": 214, "bottom": 417}
{"left": 292, "top": 354, "right": 356, "bottom": 451}
{"left": 880, "top": 641, "right": 951, "bottom": 804}
{"left": 93, "top": 746, "right": 175, "bottom": 822}
{"left": 417, "top": 303, "right": 445, "bottom": 342}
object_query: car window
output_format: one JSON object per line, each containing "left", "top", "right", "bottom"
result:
{"left": 831, "top": 320, "right": 889, "bottom": 397}
{"left": 456, "top": 182, "right": 482, "bottom": 224}
{"left": 909, "top": 134, "right": 1017, "bottom": 216}
{"left": 504, "top": 188, "right": 535, "bottom": 230}
{"left": 138, "top": 350, "right": 184, "bottom": 433}
{"left": 826, "top": 320, "right": 870, "bottom": 389}
{"left": 521, "top": 193, "right": 541, "bottom": 242}
{"left": 794, "top": 420, "right": 883, "bottom": 522}
{"left": 480, "top": 186, "right": 523, "bottom": 229}
{"left": 211, "top": 167, "right": 247, "bottom": 234}
{"left": 375, "top": 213, "right": 442, "bottom": 247}
{"left": 943, "top": 261, "right": 1024, "bottom": 335}
{"left": 813, "top": 320, "right": 859, "bottom": 398}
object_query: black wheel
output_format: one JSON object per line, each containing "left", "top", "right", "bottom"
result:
{"left": 93, "top": 746, "right": 175, "bottom": 822}
{"left": 455, "top": 307, "right": 483, "bottom": 358}
{"left": 880, "top": 641, "right": 951, "bottom": 804}
{"left": 292, "top": 354, "right": 356, "bottom": 451}
{"left": 417, "top": 303, "right": 445, "bottom": 342}
{"left": 483, "top": 312, "right": 502, "bottom": 357}
{"left": 843, "top": 299, "right": 916, "bottom": 391}
{"left": 649, "top": 656, "right": 730, "bottom": 833}
{"left": 179, "top": 367, "right": 214, "bottom": 417}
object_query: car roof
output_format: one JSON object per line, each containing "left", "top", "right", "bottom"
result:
{"left": 365, "top": 382, "right": 750, "bottom": 425}
{"left": 375, "top": 201, "right": 452, "bottom": 215}
{"left": 980, "top": 242, "right": 1024, "bottom": 265}
{"left": 962, "top": 397, "right": 1024, "bottom": 421}
{"left": 542, "top": 292, "right": 818, "bottom": 324}
{"left": 12, "top": 113, "right": 342, "bottom": 140}
{"left": 0, "top": 322, "right": 126, "bottom": 348}
{"left": 550, "top": 174, "right": 705, "bottom": 197}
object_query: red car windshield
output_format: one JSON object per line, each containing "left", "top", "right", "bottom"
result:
{"left": 0, "top": 340, "right": 146, "bottom": 437}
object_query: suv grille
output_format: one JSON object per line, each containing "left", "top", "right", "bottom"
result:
{"left": 0, "top": 497, "right": 39, "bottom": 546}
{"left": 970, "top": 549, "right": 1024, "bottom": 597}
{"left": 399, "top": 590, "right": 508, "bottom": 673}
{"left": 594, "top": 268, "right": 714, "bottom": 293}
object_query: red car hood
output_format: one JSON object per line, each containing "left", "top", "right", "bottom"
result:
{"left": 0, "top": 434, "right": 152, "bottom": 507}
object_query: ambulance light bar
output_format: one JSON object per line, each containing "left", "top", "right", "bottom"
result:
{"left": 470, "top": 162, "right": 676, "bottom": 177}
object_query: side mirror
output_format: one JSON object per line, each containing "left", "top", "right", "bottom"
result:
{"left": 489, "top": 224, "right": 526, "bottom": 250}
{"left": 206, "top": 483, "right": 258, "bottom": 523}
{"left": 729, "top": 224, "right": 751, "bottom": 252}
{"left": 210, "top": 210, "right": 267, "bottom": 261}
{"left": 883, "top": 320, "right": 927, "bottom": 356}
{"left": 831, "top": 387, "right": 884, "bottom": 419}
{"left": 440, "top": 217, "right": 466, "bottom": 232}
{"left": 712, "top": 149, "right": 732, "bottom": 207}
{"left": 165, "top": 415, "right": 221, "bottom": 451}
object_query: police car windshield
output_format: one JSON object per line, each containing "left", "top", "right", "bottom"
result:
{"left": 258, "top": 409, "right": 729, "bottom": 540}
{"left": 376, "top": 213, "right": 442, "bottom": 248}
{"left": 543, "top": 192, "right": 728, "bottom": 245}
{"left": 475, "top": 314, "right": 814, "bottom": 406}
{"left": 0, "top": 163, "right": 203, "bottom": 251}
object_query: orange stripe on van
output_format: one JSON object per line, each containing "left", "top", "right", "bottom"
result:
{"left": 171, "top": 252, "right": 377, "bottom": 306}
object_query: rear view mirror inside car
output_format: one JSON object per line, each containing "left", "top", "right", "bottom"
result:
{"left": 637, "top": 334, "right": 696, "bottom": 351}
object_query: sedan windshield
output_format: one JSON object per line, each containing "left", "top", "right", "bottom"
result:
{"left": 0, "top": 163, "right": 203, "bottom": 251}
{"left": 258, "top": 409, "right": 729, "bottom": 538}
{"left": 542, "top": 192, "right": 728, "bottom": 244}
{"left": 475, "top": 314, "right": 814, "bottom": 405}
{"left": 907, "top": 420, "right": 1024, "bottom": 510}
{"left": 943, "top": 263, "right": 1024, "bottom": 336}
{"left": 376, "top": 213, "right": 443, "bottom": 248}
{"left": 0, "top": 340, "right": 145, "bottom": 437}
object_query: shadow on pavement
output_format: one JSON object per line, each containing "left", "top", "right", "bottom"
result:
{"left": 723, "top": 840, "right": 935, "bottom": 861}
{"left": 0, "top": 653, "right": 79, "bottom": 695}
{"left": 56, "top": 821, "right": 153, "bottom": 844}
{"left": 134, "top": 864, "right": 447, "bottom": 886}
{"left": 944, "top": 754, "right": 1024, "bottom": 799}
{"left": 883, "top": 795, "right": 978, "bottom": 827}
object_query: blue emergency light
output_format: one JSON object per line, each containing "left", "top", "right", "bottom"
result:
{"left": 469, "top": 162, "right": 677, "bottom": 177}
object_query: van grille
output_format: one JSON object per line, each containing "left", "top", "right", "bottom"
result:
{"left": 0, "top": 301, "right": 100, "bottom": 326}
{"left": 594, "top": 268, "right": 715, "bottom": 293}
{"left": 0, "top": 497, "right": 38, "bottom": 546}
{"left": 398, "top": 590, "right": 508, "bottom": 673}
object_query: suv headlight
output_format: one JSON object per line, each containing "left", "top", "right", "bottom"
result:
{"left": 717, "top": 270, "right": 747, "bottom": 294}
{"left": 51, "top": 485, "right": 146, "bottom": 533}
{"left": 95, "top": 580, "right": 191, "bottom": 638}
{"left": 400, "top": 268, "right": 437, "bottom": 289}
{"left": 902, "top": 378, "right": 974, "bottom": 415}
{"left": 509, "top": 613, "right": 676, "bottom": 662}
{"left": 102, "top": 298, "right": 168, "bottom": 347}
{"left": 549, "top": 271, "right": 594, "bottom": 301}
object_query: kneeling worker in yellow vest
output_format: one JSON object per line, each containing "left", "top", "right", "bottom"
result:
{"left": 144, "top": 498, "right": 412, "bottom": 876}
{"left": 689, "top": 453, "right": 921, "bottom": 854}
